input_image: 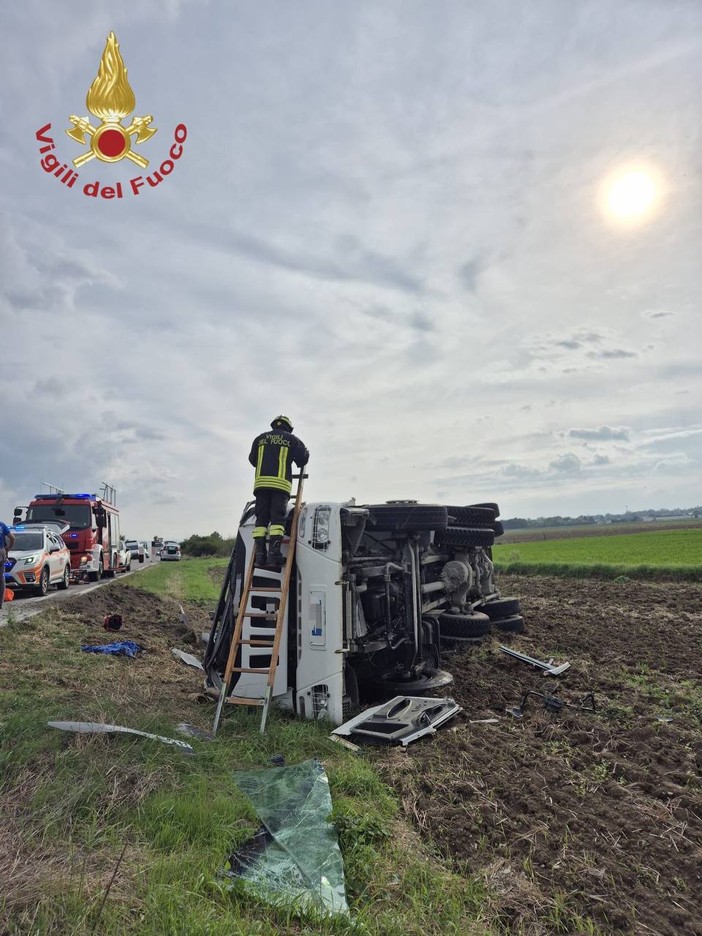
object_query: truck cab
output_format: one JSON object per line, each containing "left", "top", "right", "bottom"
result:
{"left": 205, "top": 498, "right": 513, "bottom": 725}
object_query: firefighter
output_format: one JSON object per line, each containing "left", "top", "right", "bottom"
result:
{"left": 248, "top": 415, "right": 309, "bottom": 568}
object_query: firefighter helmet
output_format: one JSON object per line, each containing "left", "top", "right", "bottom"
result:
{"left": 271, "top": 414, "right": 293, "bottom": 432}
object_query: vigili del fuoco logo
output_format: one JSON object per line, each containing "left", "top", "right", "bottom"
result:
{"left": 35, "top": 32, "right": 187, "bottom": 199}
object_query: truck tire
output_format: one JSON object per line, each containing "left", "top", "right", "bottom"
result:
{"left": 445, "top": 506, "right": 496, "bottom": 527}
{"left": 477, "top": 597, "right": 521, "bottom": 619}
{"left": 57, "top": 564, "right": 70, "bottom": 590}
{"left": 369, "top": 667, "right": 454, "bottom": 696}
{"left": 366, "top": 504, "right": 448, "bottom": 533}
{"left": 438, "top": 611, "right": 491, "bottom": 638}
{"left": 434, "top": 526, "right": 495, "bottom": 548}
{"left": 470, "top": 502, "right": 500, "bottom": 517}
{"left": 89, "top": 558, "right": 103, "bottom": 583}
{"left": 491, "top": 614, "right": 525, "bottom": 634}
{"left": 493, "top": 520, "right": 504, "bottom": 537}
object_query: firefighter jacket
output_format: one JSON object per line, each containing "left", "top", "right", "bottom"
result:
{"left": 248, "top": 430, "right": 309, "bottom": 494}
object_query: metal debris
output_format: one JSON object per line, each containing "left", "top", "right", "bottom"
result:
{"left": 171, "top": 648, "right": 204, "bottom": 670}
{"left": 47, "top": 720, "right": 195, "bottom": 754}
{"left": 499, "top": 645, "right": 571, "bottom": 676}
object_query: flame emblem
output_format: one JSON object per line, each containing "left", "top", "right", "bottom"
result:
{"left": 65, "top": 32, "right": 157, "bottom": 168}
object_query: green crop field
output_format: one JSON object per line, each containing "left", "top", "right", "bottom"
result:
{"left": 493, "top": 528, "right": 702, "bottom": 579}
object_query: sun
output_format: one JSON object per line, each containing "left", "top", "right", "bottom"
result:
{"left": 600, "top": 166, "right": 663, "bottom": 225}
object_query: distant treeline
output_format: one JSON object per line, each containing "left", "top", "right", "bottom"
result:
{"left": 180, "top": 531, "right": 235, "bottom": 557}
{"left": 503, "top": 506, "right": 702, "bottom": 530}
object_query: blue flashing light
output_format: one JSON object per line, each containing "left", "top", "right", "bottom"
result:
{"left": 70, "top": 533, "right": 78, "bottom": 538}
{"left": 32, "top": 493, "right": 96, "bottom": 500}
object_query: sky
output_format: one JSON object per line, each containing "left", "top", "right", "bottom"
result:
{"left": 1, "top": 0, "right": 701, "bottom": 540}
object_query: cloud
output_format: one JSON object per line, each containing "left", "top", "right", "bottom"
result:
{"left": 641, "top": 309, "right": 675, "bottom": 320}
{"left": 586, "top": 348, "right": 637, "bottom": 360}
{"left": 568, "top": 426, "right": 630, "bottom": 441}
{"left": 549, "top": 453, "right": 582, "bottom": 474}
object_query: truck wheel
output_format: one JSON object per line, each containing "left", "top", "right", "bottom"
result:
{"left": 492, "top": 614, "right": 525, "bottom": 633}
{"left": 36, "top": 566, "right": 50, "bottom": 596}
{"left": 469, "top": 502, "right": 501, "bottom": 517}
{"left": 88, "top": 558, "right": 103, "bottom": 583}
{"left": 445, "top": 506, "right": 496, "bottom": 527}
{"left": 366, "top": 504, "right": 448, "bottom": 533}
{"left": 493, "top": 520, "right": 504, "bottom": 537}
{"left": 438, "top": 611, "right": 491, "bottom": 637}
{"left": 57, "top": 564, "right": 70, "bottom": 590}
{"left": 477, "top": 597, "right": 521, "bottom": 619}
{"left": 434, "top": 526, "right": 495, "bottom": 548}
{"left": 370, "top": 667, "right": 453, "bottom": 696}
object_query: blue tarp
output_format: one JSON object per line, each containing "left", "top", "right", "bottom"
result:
{"left": 81, "top": 640, "right": 142, "bottom": 658}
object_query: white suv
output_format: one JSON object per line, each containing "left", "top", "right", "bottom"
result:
{"left": 4, "top": 522, "right": 72, "bottom": 595}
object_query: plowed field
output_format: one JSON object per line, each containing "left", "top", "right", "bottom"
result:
{"left": 380, "top": 574, "right": 702, "bottom": 935}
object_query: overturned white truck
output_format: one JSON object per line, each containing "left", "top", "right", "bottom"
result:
{"left": 204, "top": 500, "right": 522, "bottom": 726}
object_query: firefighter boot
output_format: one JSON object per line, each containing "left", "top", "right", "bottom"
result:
{"left": 267, "top": 536, "right": 284, "bottom": 569}
{"left": 254, "top": 539, "right": 267, "bottom": 567}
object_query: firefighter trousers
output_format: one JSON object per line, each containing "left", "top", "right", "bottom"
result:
{"left": 252, "top": 489, "right": 288, "bottom": 540}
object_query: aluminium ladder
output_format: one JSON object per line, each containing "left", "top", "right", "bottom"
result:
{"left": 212, "top": 473, "right": 307, "bottom": 735}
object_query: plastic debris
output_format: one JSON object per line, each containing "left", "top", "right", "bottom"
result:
{"left": 227, "top": 758, "right": 348, "bottom": 917}
{"left": 171, "top": 648, "right": 204, "bottom": 670}
{"left": 81, "top": 640, "right": 142, "bottom": 657}
{"left": 47, "top": 720, "right": 194, "bottom": 753}
{"left": 332, "top": 696, "right": 461, "bottom": 746}
{"left": 176, "top": 722, "right": 213, "bottom": 741}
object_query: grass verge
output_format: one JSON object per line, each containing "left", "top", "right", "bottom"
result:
{"left": 0, "top": 563, "right": 495, "bottom": 936}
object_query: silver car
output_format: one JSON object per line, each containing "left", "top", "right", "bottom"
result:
{"left": 160, "top": 542, "right": 181, "bottom": 561}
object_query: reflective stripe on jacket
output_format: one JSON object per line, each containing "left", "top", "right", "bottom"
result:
{"left": 248, "top": 430, "right": 309, "bottom": 494}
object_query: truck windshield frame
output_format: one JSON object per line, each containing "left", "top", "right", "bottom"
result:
{"left": 26, "top": 504, "right": 93, "bottom": 530}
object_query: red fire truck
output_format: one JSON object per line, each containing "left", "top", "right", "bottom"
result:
{"left": 14, "top": 485, "right": 130, "bottom": 582}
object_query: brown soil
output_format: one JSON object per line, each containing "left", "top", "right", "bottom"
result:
{"left": 379, "top": 575, "right": 702, "bottom": 936}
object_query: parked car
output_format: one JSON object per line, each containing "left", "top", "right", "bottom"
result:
{"left": 160, "top": 542, "right": 182, "bottom": 561}
{"left": 124, "top": 540, "right": 140, "bottom": 559}
{"left": 4, "top": 522, "right": 72, "bottom": 595}
{"left": 140, "top": 541, "right": 150, "bottom": 560}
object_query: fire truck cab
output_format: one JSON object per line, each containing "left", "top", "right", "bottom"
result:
{"left": 15, "top": 485, "right": 129, "bottom": 582}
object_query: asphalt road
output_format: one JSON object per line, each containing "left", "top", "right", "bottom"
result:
{"left": 1, "top": 555, "right": 154, "bottom": 626}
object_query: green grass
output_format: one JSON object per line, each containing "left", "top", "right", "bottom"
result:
{"left": 0, "top": 563, "right": 495, "bottom": 936}
{"left": 493, "top": 529, "right": 702, "bottom": 579}
{"left": 126, "top": 556, "right": 230, "bottom": 603}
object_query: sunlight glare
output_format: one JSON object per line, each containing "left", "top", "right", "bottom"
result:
{"left": 600, "top": 167, "right": 662, "bottom": 226}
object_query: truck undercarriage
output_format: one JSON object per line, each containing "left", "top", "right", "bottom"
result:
{"left": 204, "top": 499, "right": 521, "bottom": 725}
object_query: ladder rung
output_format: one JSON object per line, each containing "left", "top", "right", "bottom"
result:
{"left": 250, "top": 587, "right": 281, "bottom": 593}
{"left": 239, "top": 639, "right": 275, "bottom": 646}
{"left": 231, "top": 666, "right": 273, "bottom": 674}
{"left": 242, "top": 612, "right": 277, "bottom": 619}
{"left": 226, "top": 696, "right": 265, "bottom": 706}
